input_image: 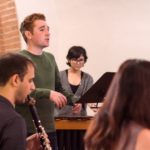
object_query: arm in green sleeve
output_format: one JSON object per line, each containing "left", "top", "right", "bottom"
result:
{"left": 30, "top": 88, "right": 50, "bottom": 101}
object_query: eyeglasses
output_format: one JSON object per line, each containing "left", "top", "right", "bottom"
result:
{"left": 71, "top": 58, "right": 85, "bottom": 63}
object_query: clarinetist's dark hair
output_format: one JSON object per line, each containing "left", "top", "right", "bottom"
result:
{"left": 0, "top": 53, "right": 35, "bottom": 86}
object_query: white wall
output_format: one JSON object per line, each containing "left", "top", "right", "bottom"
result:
{"left": 15, "top": 0, "right": 150, "bottom": 82}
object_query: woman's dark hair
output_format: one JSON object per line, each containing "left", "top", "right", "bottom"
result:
{"left": 66, "top": 46, "right": 88, "bottom": 66}
{"left": 84, "top": 59, "right": 150, "bottom": 150}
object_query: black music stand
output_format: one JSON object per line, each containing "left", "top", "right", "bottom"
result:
{"left": 55, "top": 72, "right": 115, "bottom": 119}
{"left": 77, "top": 72, "right": 115, "bottom": 104}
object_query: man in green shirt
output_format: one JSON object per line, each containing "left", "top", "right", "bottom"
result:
{"left": 15, "top": 13, "right": 79, "bottom": 150}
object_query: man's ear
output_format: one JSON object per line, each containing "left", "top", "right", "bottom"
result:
{"left": 24, "top": 30, "right": 32, "bottom": 40}
{"left": 10, "top": 74, "right": 21, "bottom": 87}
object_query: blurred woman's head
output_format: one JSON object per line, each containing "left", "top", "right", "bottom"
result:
{"left": 107, "top": 59, "right": 150, "bottom": 127}
{"left": 84, "top": 59, "right": 150, "bottom": 150}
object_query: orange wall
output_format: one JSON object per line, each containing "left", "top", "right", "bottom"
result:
{"left": 0, "top": 0, "right": 20, "bottom": 53}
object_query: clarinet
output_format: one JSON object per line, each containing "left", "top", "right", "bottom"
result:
{"left": 27, "top": 96, "right": 51, "bottom": 150}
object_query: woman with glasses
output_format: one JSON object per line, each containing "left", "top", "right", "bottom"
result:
{"left": 56, "top": 46, "right": 93, "bottom": 150}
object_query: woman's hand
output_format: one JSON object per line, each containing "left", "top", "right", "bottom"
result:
{"left": 72, "top": 103, "right": 82, "bottom": 114}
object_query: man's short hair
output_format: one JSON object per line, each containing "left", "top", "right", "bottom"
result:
{"left": 20, "top": 13, "right": 46, "bottom": 43}
{"left": 0, "top": 53, "right": 35, "bottom": 85}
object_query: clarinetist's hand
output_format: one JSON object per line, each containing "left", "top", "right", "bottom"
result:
{"left": 26, "top": 133, "right": 41, "bottom": 150}
{"left": 38, "top": 129, "right": 51, "bottom": 150}
{"left": 50, "top": 90, "right": 67, "bottom": 108}
{"left": 26, "top": 133, "right": 50, "bottom": 150}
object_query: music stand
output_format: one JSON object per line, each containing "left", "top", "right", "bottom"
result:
{"left": 77, "top": 72, "right": 115, "bottom": 104}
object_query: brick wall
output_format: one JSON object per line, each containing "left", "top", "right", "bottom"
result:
{"left": 0, "top": 0, "right": 21, "bottom": 54}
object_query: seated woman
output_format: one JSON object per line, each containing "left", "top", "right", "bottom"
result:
{"left": 56, "top": 46, "right": 93, "bottom": 150}
{"left": 56, "top": 45, "right": 93, "bottom": 116}
{"left": 84, "top": 59, "right": 150, "bottom": 150}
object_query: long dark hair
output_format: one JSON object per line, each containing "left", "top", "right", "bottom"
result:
{"left": 84, "top": 59, "right": 150, "bottom": 150}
